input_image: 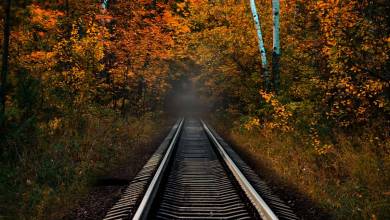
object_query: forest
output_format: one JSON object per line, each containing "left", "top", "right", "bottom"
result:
{"left": 0, "top": 0, "right": 389, "bottom": 219}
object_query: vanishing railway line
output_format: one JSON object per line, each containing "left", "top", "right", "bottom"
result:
{"left": 103, "top": 118, "right": 298, "bottom": 220}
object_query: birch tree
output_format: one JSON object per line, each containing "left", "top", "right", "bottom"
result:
{"left": 272, "top": 0, "right": 280, "bottom": 93}
{"left": 102, "top": 0, "right": 109, "bottom": 9}
{"left": 249, "top": 0, "right": 270, "bottom": 91}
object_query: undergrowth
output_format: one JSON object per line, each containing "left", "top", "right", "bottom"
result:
{"left": 0, "top": 108, "right": 167, "bottom": 220}
{"left": 213, "top": 113, "right": 389, "bottom": 220}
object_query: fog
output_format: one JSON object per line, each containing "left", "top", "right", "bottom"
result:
{"left": 164, "top": 75, "right": 209, "bottom": 118}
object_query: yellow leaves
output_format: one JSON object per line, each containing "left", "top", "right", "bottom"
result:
{"left": 325, "top": 75, "right": 388, "bottom": 127}
{"left": 260, "top": 90, "right": 273, "bottom": 102}
{"left": 177, "top": 2, "right": 187, "bottom": 12}
{"left": 373, "top": 99, "right": 385, "bottom": 108}
{"left": 315, "top": 144, "right": 334, "bottom": 156}
{"left": 259, "top": 90, "right": 293, "bottom": 132}
{"left": 316, "top": 0, "right": 361, "bottom": 68}
{"left": 364, "top": 79, "right": 386, "bottom": 95}
{"left": 320, "top": 11, "right": 389, "bottom": 128}
{"left": 162, "top": 10, "right": 190, "bottom": 34}
{"left": 357, "top": 106, "right": 366, "bottom": 115}
{"left": 28, "top": 51, "right": 55, "bottom": 61}
{"left": 160, "top": 9, "right": 175, "bottom": 24}
{"left": 68, "top": 21, "right": 106, "bottom": 64}
{"left": 109, "top": 1, "right": 183, "bottom": 81}
{"left": 26, "top": 18, "right": 108, "bottom": 106}
{"left": 243, "top": 117, "right": 260, "bottom": 131}
{"left": 48, "top": 117, "right": 62, "bottom": 134}
{"left": 179, "top": 24, "right": 191, "bottom": 34}
{"left": 309, "top": 126, "right": 334, "bottom": 156}
{"left": 21, "top": 51, "right": 56, "bottom": 76}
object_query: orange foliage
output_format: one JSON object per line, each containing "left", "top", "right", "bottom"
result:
{"left": 30, "top": 4, "right": 64, "bottom": 29}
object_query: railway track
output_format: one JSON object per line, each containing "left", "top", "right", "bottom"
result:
{"left": 104, "top": 118, "right": 298, "bottom": 220}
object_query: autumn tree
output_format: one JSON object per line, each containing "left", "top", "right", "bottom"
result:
{"left": 186, "top": 0, "right": 389, "bottom": 131}
{"left": 0, "top": 0, "right": 188, "bottom": 162}
{"left": 103, "top": 0, "right": 189, "bottom": 115}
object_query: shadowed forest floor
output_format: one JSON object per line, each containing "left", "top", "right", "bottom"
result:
{"left": 62, "top": 123, "right": 172, "bottom": 220}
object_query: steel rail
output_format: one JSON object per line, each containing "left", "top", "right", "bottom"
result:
{"left": 132, "top": 118, "right": 184, "bottom": 220}
{"left": 201, "top": 120, "right": 279, "bottom": 220}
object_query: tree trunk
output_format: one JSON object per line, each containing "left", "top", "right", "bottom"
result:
{"left": 1, "top": 0, "right": 11, "bottom": 119}
{"left": 272, "top": 0, "right": 281, "bottom": 93}
{"left": 102, "top": 0, "right": 109, "bottom": 9}
{"left": 249, "top": 0, "right": 270, "bottom": 91}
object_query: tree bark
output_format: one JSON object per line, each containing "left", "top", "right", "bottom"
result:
{"left": 249, "top": 0, "right": 270, "bottom": 91}
{"left": 1, "top": 0, "right": 11, "bottom": 119}
{"left": 102, "top": 0, "right": 109, "bottom": 9}
{"left": 272, "top": 0, "right": 281, "bottom": 93}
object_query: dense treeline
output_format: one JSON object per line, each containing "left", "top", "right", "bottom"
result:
{"left": 184, "top": 0, "right": 389, "bottom": 218}
{"left": 188, "top": 0, "right": 389, "bottom": 130}
{"left": 1, "top": 0, "right": 186, "bottom": 126}
{"left": 0, "top": 0, "right": 187, "bottom": 218}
